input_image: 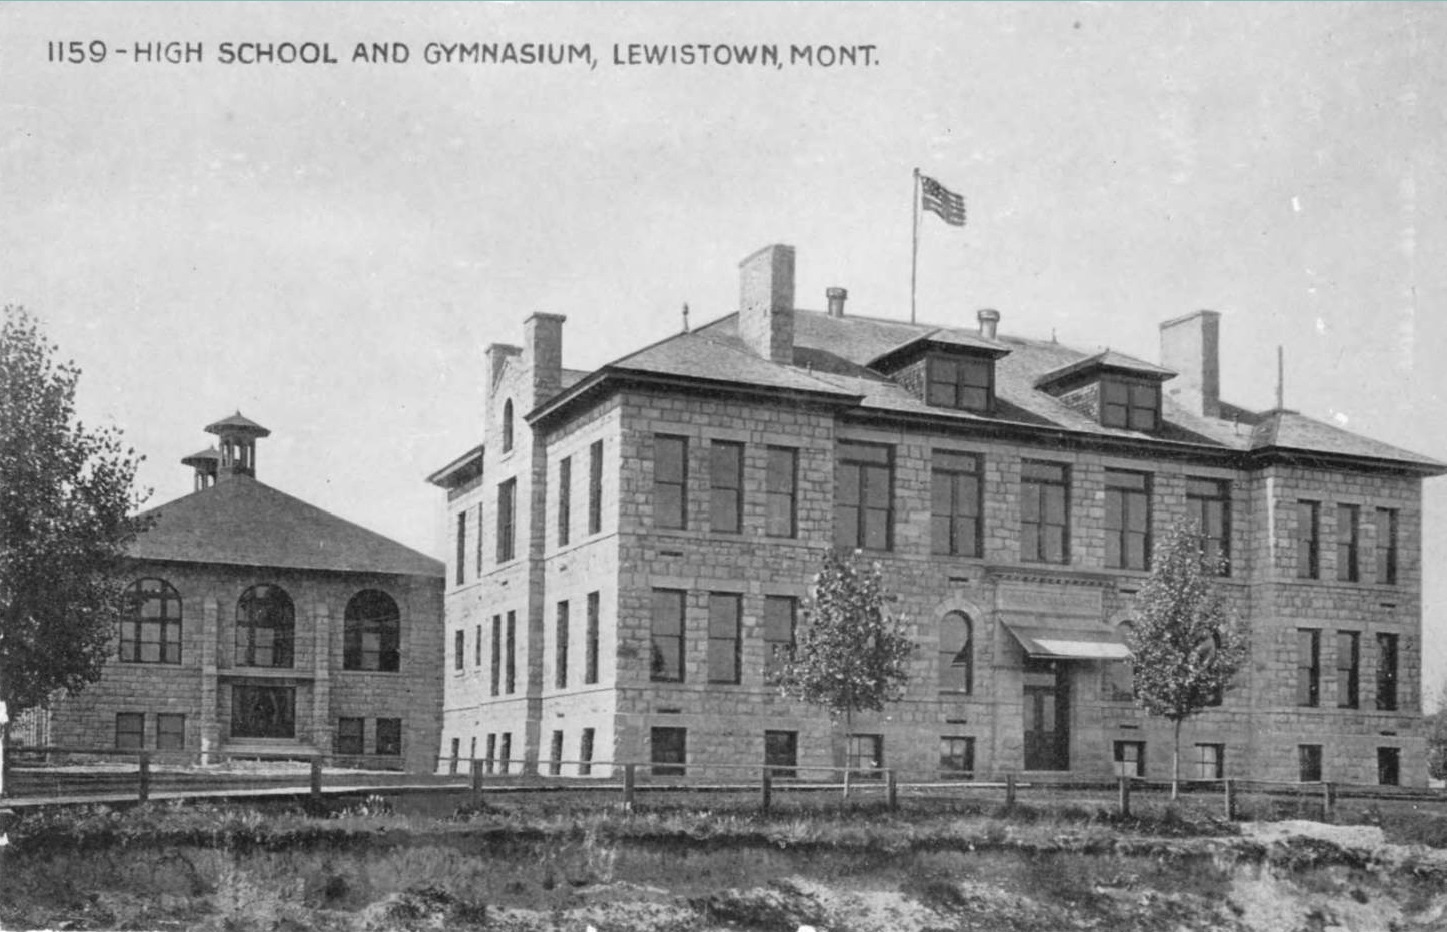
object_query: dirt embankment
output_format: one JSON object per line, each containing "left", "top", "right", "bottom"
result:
{"left": 5, "top": 818, "right": 1447, "bottom": 931}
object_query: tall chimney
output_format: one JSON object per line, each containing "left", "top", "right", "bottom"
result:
{"left": 826, "top": 286, "right": 848, "bottom": 318}
{"left": 525, "top": 312, "right": 567, "bottom": 406}
{"left": 1159, "top": 310, "right": 1221, "bottom": 418}
{"left": 977, "top": 308, "right": 1001, "bottom": 340}
{"left": 738, "top": 244, "right": 795, "bottom": 364}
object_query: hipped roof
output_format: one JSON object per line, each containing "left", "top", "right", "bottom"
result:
{"left": 130, "top": 474, "right": 443, "bottom": 578}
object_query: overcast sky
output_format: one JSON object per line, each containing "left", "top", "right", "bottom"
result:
{"left": 5, "top": 2, "right": 1446, "bottom": 695}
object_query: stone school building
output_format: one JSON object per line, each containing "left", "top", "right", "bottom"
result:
{"left": 430, "top": 243, "right": 1442, "bottom": 786}
{"left": 47, "top": 414, "right": 445, "bottom": 772}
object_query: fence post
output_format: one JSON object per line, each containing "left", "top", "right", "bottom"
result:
{"left": 1005, "top": 772, "right": 1016, "bottom": 810}
{"left": 137, "top": 752, "right": 151, "bottom": 803}
{"left": 886, "top": 769, "right": 899, "bottom": 812}
{"left": 310, "top": 757, "right": 323, "bottom": 800}
{"left": 1322, "top": 782, "right": 1335, "bottom": 822}
{"left": 471, "top": 758, "right": 484, "bottom": 795}
{"left": 1223, "top": 778, "right": 1236, "bottom": 821}
{"left": 623, "top": 763, "right": 636, "bottom": 811}
{"left": 1117, "top": 775, "right": 1131, "bottom": 818}
{"left": 761, "top": 769, "right": 773, "bottom": 815}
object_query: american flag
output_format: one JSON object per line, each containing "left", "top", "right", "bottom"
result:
{"left": 920, "top": 174, "right": 966, "bottom": 226}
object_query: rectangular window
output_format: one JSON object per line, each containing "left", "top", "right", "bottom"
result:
{"left": 157, "top": 713, "right": 185, "bottom": 750}
{"left": 765, "top": 730, "right": 798, "bottom": 779}
{"left": 765, "top": 446, "right": 798, "bottom": 538}
{"left": 585, "top": 591, "right": 600, "bottom": 685}
{"left": 847, "top": 734, "right": 884, "bottom": 779}
{"left": 476, "top": 503, "right": 484, "bottom": 574}
{"left": 1298, "top": 744, "right": 1323, "bottom": 782}
{"left": 1113, "top": 740, "right": 1146, "bottom": 777}
{"left": 469, "top": 736, "right": 476, "bottom": 766}
{"left": 650, "top": 589, "right": 685, "bottom": 682}
{"left": 1297, "top": 629, "right": 1321, "bottom": 707}
{"left": 651, "top": 726, "right": 687, "bottom": 776}
{"left": 579, "top": 728, "right": 595, "bottom": 776}
{"left": 588, "top": 439, "right": 604, "bottom": 535}
{"left": 119, "top": 580, "right": 182, "bottom": 665}
{"left": 1377, "top": 747, "right": 1400, "bottom": 786}
{"left": 1297, "top": 500, "right": 1320, "bottom": 579}
{"left": 1101, "top": 379, "right": 1160, "bottom": 431}
{"left": 550, "top": 730, "right": 564, "bottom": 776}
{"left": 707, "top": 593, "right": 742, "bottom": 684}
{"left": 336, "top": 717, "right": 364, "bottom": 755}
{"left": 490, "top": 615, "right": 501, "bottom": 696}
{"left": 555, "top": 601, "right": 570, "bottom": 689}
{"left": 1375, "top": 508, "right": 1398, "bottom": 585}
{"left": 558, "top": 456, "right": 572, "bottom": 546}
{"left": 1336, "top": 631, "right": 1360, "bottom": 709}
{"left": 835, "top": 441, "right": 893, "bottom": 551}
{"left": 1186, "top": 478, "right": 1231, "bottom": 574}
{"left": 1195, "top": 743, "right": 1225, "bottom": 780}
{"left": 499, "top": 733, "right": 512, "bottom": 775}
{"left": 376, "top": 718, "right": 402, "bottom": 756}
{"left": 1376, "top": 633, "right": 1399, "bottom": 711}
{"left": 497, "top": 478, "right": 517, "bottom": 563}
{"left": 455, "top": 511, "right": 466, "bottom": 586}
{"left": 926, "top": 355, "right": 993, "bottom": 412}
{"left": 654, "top": 435, "right": 688, "bottom": 529}
{"left": 474, "top": 624, "right": 482, "bottom": 667}
{"left": 939, "top": 736, "right": 976, "bottom": 778}
{"left": 931, "top": 450, "right": 982, "bottom": 557}
{"left": 505, "top": 611, "right": 517, "bottom": 694}
{"left": 484, "top": 734, "right": 496, "bottom": 775}
{"left": 763, "top": 596, "right": 797, "bottom": 680}
{"left": 1336, "top": 504, "right": 1360, "bottom": 582}
{"left": 1105, "top": 469, "right": 1151, "bottom": 570}
{"left": 710, "top": 441, "right": 744, "bottom": 534}
{"left": 1021, "top": 460, "right": 1070, "bottom": 564}
{"left": 453, "top": 630, "right": 464, "bottom": 672}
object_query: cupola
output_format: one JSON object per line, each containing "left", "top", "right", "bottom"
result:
{"left": 203, "top": 411, "right": 271, "bottom": 480}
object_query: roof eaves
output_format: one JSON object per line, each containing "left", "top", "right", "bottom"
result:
{"left": 426, "top": 444, "right": 485, "bottom": 487}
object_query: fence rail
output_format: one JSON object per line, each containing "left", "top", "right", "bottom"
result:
{"left": 4, "top": 746, "right": 1443, "bottom": 820}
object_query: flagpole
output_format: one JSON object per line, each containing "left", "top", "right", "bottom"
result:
{"left": 910, "top": 167, "right": 920, "bottom": 324}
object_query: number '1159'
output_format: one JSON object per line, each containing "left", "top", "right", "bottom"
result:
{"left": 49, "top": 41, "right": 107, "bottom": 63}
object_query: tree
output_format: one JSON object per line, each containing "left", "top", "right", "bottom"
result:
{"left": 1, "top": 306, "right": 149, "bottom": 722}
{"left": 773, "top": 549, "right": 915, "bottom": 791}
{"left": 1126, "top": 516, "right": 1248, "bottom": 798}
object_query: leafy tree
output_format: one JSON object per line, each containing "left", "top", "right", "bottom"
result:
{"left": 1, "top": 306, "right": 149, "bottom": 723}
{"left": 1126, "top": 516, "right": 1248, "bottom": 798}
{"left": 773, "top": 549, "right": 915, "bottom": 790}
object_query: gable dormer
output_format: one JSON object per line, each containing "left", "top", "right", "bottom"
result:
{"left": 1035, "top": 350, "right": 1175, "bottom": 432}
{"left": 868, "top": 310, "right": 1011, "bottom": 415}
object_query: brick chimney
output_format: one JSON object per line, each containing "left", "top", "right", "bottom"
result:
{"left": 738, "top": 244, "right": 795, "bottom": 364}
{"left": 525, "top": 312, "right": 567, "bottom": 406}
{"left": 1159, "top": 310, "right": 1221, "bottom": 418}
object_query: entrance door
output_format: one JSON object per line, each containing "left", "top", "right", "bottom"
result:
{"left": 231, "top": 684, "right": 296, "bottom": 738}
{"left": 1022, "top": 660, "right": 1069, "bottom": 770}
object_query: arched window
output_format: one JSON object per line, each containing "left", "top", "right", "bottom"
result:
{"left": 939, "top": 611, "right": 973, "bottom": 694}
{"left": 236, "top": 585, "right": 294, "bottom": 668}
{"left": 120, "top": 578, "right": 182, "bottom": 664}
{"left": 344, "top": 589, "right": 401, "bottom": 671}
{"left": 502, "top": 399, "right": 514, "bottom": 452}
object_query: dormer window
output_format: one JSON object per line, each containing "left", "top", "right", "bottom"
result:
{"left": 927, "top": 355, "right": 993, "bottom": 413}
{"left": 1101, "top": 378, "right": 1160, "bottom": 431}
{"left": 1034, "top": 350, "right": 1174, "bottom": 434}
